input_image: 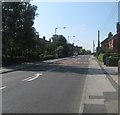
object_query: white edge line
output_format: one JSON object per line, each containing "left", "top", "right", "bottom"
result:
{"left": 79, "top": 76, "right": 87, "bottom": 113}
{"left": 79, "top": 57, "right": 91, "bottom": 113}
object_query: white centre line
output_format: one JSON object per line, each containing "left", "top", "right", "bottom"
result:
{"left": 0, "top": 86, "right": 6, "bottom": 90}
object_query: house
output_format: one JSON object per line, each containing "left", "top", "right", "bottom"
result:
{"left": 101, "top": 32, "right": 113, "bottom": 49}
{"left": 108, "top": 32, "right": 120, "bottom": 53}
{"left": 101, "top": 22, "right": 120, "bottom": 54}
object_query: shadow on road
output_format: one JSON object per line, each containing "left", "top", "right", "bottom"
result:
{"left": 2, "top": 61, "right": 118, "bottom": 76}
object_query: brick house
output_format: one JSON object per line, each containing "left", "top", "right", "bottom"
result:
{"left": 101, "top": 22, "right": 120, "bottom": 54}
{"left": 101, "top": 32, "right": 113, "bottom": 49}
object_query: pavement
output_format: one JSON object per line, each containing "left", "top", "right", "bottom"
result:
{"left": 98, "top": 60, "right": 119, "bottom": 86}
{"left": 82, "top": 55, "right": 118, "bottom": 113}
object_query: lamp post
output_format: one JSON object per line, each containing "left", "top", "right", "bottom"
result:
{"left": 67, "top": 36, "right": 75, "bottom": 43}
{"left": 73, "top": 39, "right": 80, "bottom": 46}
{"left": 55, "top": 28, "right": 57, "bottom": 35}
{"left": 77, "top": 40, "right": 79, "bottom": 46}
{"left": 55, "top": 27, "right": 66, "bottom": 35}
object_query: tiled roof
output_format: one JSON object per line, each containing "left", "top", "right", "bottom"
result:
{"left": 101, "top": 37, "right": 109, "bottom": 44}
{"left": 101, "top": 32, "right": 120, "bottom": 44}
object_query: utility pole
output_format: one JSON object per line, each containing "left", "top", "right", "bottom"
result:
{"left": 98, "top": 30, "right": 100, "bottom": 48}
{"left": 96, "top": 30, "right": 101, "bottom": 56}
{"left": 93, "top": 40, "right": 95, "bottom": 53}
{"left": 55, "top": 28, "right": 57, "bottom": 35}
{"left": 118, "top": 1, "right": 120, "bottom": 23}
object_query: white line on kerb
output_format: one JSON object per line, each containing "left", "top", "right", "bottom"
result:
{"left": 0, "top": 86, "right": 6, "bottom": 90}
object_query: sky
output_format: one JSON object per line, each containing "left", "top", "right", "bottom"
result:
{"left": 30, "top": 1, "right": 118, "bottom": 52}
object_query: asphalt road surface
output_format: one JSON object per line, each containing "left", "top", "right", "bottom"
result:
{"left": 2, "top": 55, "right": 90, "bottom": 113}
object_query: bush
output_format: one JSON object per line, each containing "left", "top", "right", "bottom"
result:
{"left": 107, "top": 56, "right": 120, "bottom": 66}
{"left": 98, "top": 53, "right": 105, "bottom": 62}
{"left": 103, "top": 53, "right": 111, "bottom": 65}
{"left": 43, "top": 55, "right": 55, "bottom": 60}
{"left": 39, "top": 54, "right": 44, "bottom": 61}
{"left": 2, "top": 56, "right": 23, "bottom": 66}
{"left": 26, "top": 52, "right": 42, "bottom": 62}
{"left": 110, "top": 53, "right": 120, "bottom": 57}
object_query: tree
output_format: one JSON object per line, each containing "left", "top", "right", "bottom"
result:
{"left": 68, "top": 43, "right": 74, "bottom": 56}
{"left": 85, "top": 50, "right": 91, "bottom": 55}
{"left": 49, "top": 34, "right": 69, "bottom": 57}
{"left": 56, "top": 46, "right": 64, "bottom": 58}
{"left": 2, "top": 2, "right": 38, "bottom": 64}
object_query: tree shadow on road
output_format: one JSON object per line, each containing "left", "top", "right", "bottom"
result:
{"left": 3, "top": 61, "right": 118, "bottom": 76}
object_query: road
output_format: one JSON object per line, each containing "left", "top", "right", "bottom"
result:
{"left": 2, "top": 55, "right": 90, "bottom": 113}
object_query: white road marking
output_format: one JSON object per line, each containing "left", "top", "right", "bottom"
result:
{"left": 22, "top": 76, "right": 35, "bottom": 81}
{"left": 27, "top": 73, "right": 42, "bottom": 81}
{"left": 22, "top": 73, "right": 42, "bottom": 82}
{"left": 0, "top": 86, "right": 6, "bottom": 90}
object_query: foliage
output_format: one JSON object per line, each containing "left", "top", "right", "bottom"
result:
{"left": 56, "top": 46, "right": 64, "bottom": 58}
{"left": 85, "top": 50, "right": 91, "bottom": 55}
{"left": 43, "top": 55, "right": 55, "bottom": 60}
{"left": 110, "top": 53, "right": 120, "bottom": 57}
{"left": 80, "top": 49, "right": 86, "bottom": 55}
{"left": 49, "top": 35, "right": 69, "bottom": 57}
{"left": 103, "top": 52, "right": 120, "bottom": 66}
{"left": 107, "top": 56, "right": 120, "bottom": 66}
{"left": 2, "top": 2, "right": 38, "bottom": 65}
{"left": 68, "top": 43, "right": 74, "bottom": 56}
{"left": 2, "top": 2, "right": 91, "bottom": 66}
{"left": 98, "top": 53, "right": 105, "bottom": 62}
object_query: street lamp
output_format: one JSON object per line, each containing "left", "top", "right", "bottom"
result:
{"left": 67, "top": 36, "right": 75, "bottom": 43}
{"left": 73, "top": 39, "right": 80, "bottom": 46}
{"left": 55, "top": 27, "right": 66, "bottom": 35}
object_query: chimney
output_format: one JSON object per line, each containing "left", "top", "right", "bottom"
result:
{"left": 108, "top": 32, "right": 113, "bottom": 38}
{"left": 117, "top": 22, "right": 120, "bottom": 33}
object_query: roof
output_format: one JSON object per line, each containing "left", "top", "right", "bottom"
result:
{"left": 109, "top": 32, "right": 120, "bottom": 40}
{"left": 101, "top": 37, "right": 109, "bottom": 44}
{"left": 101, "top": 32, "right": 120, "bottom": 44}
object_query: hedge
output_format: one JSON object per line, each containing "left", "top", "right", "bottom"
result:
{"left": 107, "top": 56, "right": 120, "bottom": 66}
{"left": 2, "top": 56, "right": 23, "bottom": 66}
{"left": 43, "top": 55, "right": 55, "bottom": 60}
{"left": 98, "top": 53, "right": 105, "bottom": 62}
